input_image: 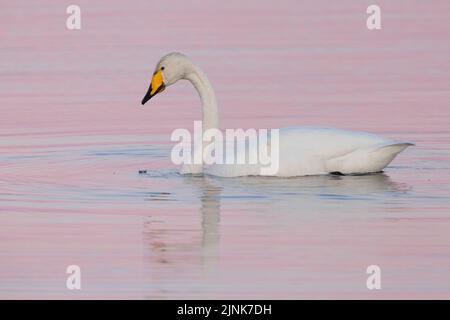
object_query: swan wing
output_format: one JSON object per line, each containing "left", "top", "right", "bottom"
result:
{"left": 278, "top": 127, "right": 413, "bottom": 176}
{"left": 323, "top": 141, "right": 414, "bottom": 175}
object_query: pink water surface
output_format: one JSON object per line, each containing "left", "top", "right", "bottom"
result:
{"left": 1, "top": 0, "right": 450, "bottom": 299}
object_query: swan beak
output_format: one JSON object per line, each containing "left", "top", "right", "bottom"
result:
{"left": 142, "top": 69, "right": 165, "bottom": 105}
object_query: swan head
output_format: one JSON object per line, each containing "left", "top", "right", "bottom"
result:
{"left": 141, "top": 52, "right": 191, "bottom": 105}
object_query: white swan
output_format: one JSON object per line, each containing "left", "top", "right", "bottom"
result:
{"left": 141, "top": 52, "right": 413, "bottom": 177}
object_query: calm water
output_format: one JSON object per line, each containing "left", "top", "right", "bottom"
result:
{"left": 1, "top": 1, "right": 450, "bottom": 299}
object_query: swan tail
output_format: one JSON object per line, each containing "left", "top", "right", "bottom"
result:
{"left": 326, "top": 141, "right": 414, "bottom": 175}
{"left": 364, "top": 141, "right": 414, "bottom": 172}
{"left": 370, "top": 141, "right": 415, "bottom": 154}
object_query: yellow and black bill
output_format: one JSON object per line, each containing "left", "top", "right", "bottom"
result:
{"left": 141, "top": 69, "right": 165, "bottom": 105}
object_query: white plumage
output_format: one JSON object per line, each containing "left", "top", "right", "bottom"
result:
{"left": 142, "top": 53, "right": 413, "bottom": 177}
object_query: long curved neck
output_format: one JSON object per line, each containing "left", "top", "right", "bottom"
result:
{"left": 185, "top": 64, "right": 219, "bottom": 131}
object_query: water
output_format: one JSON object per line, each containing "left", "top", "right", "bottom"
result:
{"left": 1, "top": 0, "right": 450, "bottom": 299}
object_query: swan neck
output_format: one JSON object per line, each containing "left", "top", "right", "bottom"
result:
{"left": 185, "top": 65, "right": 219, "bottom": 131}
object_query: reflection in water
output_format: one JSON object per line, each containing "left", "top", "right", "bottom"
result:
{"left": 141, "top": 172, "right": 409, "bottom": 298}
{"left": 200, "top": 185, "right": 221, "bottom": 250}
{"left": 215, "top": 172, "right": 409, "bottom": 195}
{"left": 142, "top": 175, "right": 223, "bottom": 298}
{"left": 191, "top": 177, "right": 222, "bottom": 278}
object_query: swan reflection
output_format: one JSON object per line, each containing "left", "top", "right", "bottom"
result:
{"left": 142, "top": 172, "right": 410, "bottom": 297}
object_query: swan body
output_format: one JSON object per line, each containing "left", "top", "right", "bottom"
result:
{"left": 142, "top": 53, "right": 413, "bottom": 177}
{"left": 203, "top": 126, "right": 412, "bottom": 177}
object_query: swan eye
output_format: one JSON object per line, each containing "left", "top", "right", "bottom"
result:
{"left": 161, "top": 66, "right": 165, "bottom": 71}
